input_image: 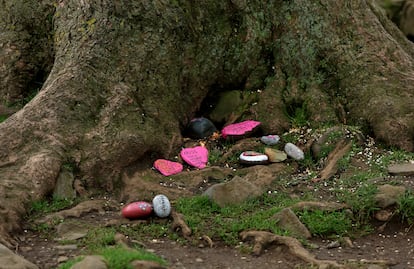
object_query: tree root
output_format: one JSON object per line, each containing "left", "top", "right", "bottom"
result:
{"left": 171, "top": 210, "right": 192, "bottom": 240}
{"left": 240, "top": 230, "right": 344, "bottom": 268}
{"left": 289, "top": 201, "right": 350, "bottom": 212}
{"left": 315, "top": 139, "right": 352, "bottom": 182}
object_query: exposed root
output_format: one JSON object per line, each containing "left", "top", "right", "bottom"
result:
{"left": 240, "top": 230, "right": 344, "bottom": 268}
{"left": 315, "top": 139, "right": 352, "bottom": 182}
{"left": 289, "top": 201, "right": 350, "bottom": 212}
{"left": 171, "top": 210, "right": 192, "bottom": 240}
{"left": 201, "top": 235, "right": 214, "bottom": 248}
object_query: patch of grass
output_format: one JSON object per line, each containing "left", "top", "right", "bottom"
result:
{"left": 397, "top": 190, "right": 414, "bottom": 224}
{"left": 58, "top": 246, "right": 167, "bottom": 269}
{"left": 27, "top": 197, "right": 76, "bottom": 217}
{"left": 175, "top": 194, "right": 297, "bottom": 245}
{"left": 297, "top": 210, "right": 352, "bottom": 237}
{"left": 57, "top": 257, "right": 83, "bottom": 269}
{"left": 99, "top": 246, "right": 167, "bottom": 269}
{"left": 0, "top": 115, "right": 8, "bottom": 123}
{"left": 369, "top": 148, "right": 414, "bottom": 172}
{"left": 81, "top": 227, "right": 117, "bottom": 251}
{"left": 340, "top": 183, "right": 379, "bottom": 225}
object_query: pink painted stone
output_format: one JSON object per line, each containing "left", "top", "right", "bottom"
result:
{"left": 180, "top": 146, "right": 208, "bottom": 169}
{"left": 121, "top": 201, "right": 153, "bottom": 219}
{"left": 154, "top": 159, "right": 183, "bottom": 176}
{"left": 221, "top": 120, "right": 261, "bottom": 138}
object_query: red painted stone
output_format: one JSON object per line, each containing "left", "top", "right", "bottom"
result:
{"left": 221, "top": 120, "right": 261, "bottom": 138}
{"left": 154, "top": 159, "right": 183, "bottom": 176}
{"left": 180, "top": 146, "right": 208, "bottom": 169}
{"left": 121, "top": 201, "right": 153, "bottom": 219}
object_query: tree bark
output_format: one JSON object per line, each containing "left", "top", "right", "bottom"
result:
{"left": 0, "top": 0, "right": 413, "bottom": 245}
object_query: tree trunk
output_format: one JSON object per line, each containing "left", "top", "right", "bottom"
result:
{"left": 1, "top": 0, "right": 413, "bottom": 245}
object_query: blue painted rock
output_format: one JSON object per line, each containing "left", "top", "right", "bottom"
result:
{"left": 261, "top": 135, "right": 280, "bottom": 145}
{"left": 186, "top": 117, "right": 217, "bottom": 139}
{"left": 152, "top": 194, "right": 171, "bottom": 218}
{"left": 239, "top": 151, "right": 269, "bottom": 165}
{"left": 121, "top": 201, "right": 153, "bottom": 219}
{"left": 284, "top": 143, "right": 305, "bottom": 160}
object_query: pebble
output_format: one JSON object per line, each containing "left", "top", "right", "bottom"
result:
{"left": 260, "top": 135, "right": 280, "bottom": 145}
{"left": 55, "top": 244, "right": 78, "bottom": 250}
{"left": 239, "top": 151, "right": 269, "bottom": 164}
{"left": 186, "top": 117, "right": 217, "bottom": 139}
{"left": 284, "top": 143, "right": 304, "bottom": 160}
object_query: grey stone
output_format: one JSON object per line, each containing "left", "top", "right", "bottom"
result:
{"left": 284, "top": 143, "right": 304, "bottom": 160}
{"left": 388, "top": 163, "right": 414, "bottom": 176}
{"left": 0, "top": 243, "right": 38, "bottom": 269}
{"left": 53, "top": 168, "right": 76, "bottom": 199}
{"left": 260, "top": 135, "right": 280, "bottom": 145}
{"left": 374, "top": 184, "right": 406, "bottom": 208}
{"left": 55, "top": 221, "right": 89, "bottom": 241}
{"left": 203, "top": 176, "right": 262, "bottom": 207}
{"left": 70, "top": 255, "right": 107, "bottom": 269}
{"left": 130, "top": 260, "right": 166, "bottom": 269}
{"left": 273, "top": 208, "right": 311, "bottom": 239}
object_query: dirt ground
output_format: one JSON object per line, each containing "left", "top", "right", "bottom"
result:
{"left": 14, "top": 191, "right": 414, "bottom": 269}
{"left": 12, "top": 131, "right": 414, "bottom": 269}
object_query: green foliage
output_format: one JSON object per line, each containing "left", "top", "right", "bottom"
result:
{"left": 0, "top": 115, "right": 7, "bottom": 123}
{"left": 99, "top": 246, "right": 167, "bottom": 269}
{"left": 81, "top": 227, "right": 117, "bottom": 251}
{"left": 397, "top": 190, "right": 414, "bottom": 224}
{"left": 175, "top": 194, "right": 295, "bottom": 245}
{"left": 340, "top": 183, "right": 379, "bottom": 224}
{"left": 28, "top": 197, "right": 76, "bottom": 217}
{"left": 58, "top": 246, "right": 166, "bottom": 269}
{"left": 298, "top": 210, "right": 352, "bottom": 237}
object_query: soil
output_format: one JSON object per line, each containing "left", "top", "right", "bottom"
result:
{"left": 11, "top": 131, "right": 414, "bottom": 269}
{"left": 15, "top": 185, "right": 414, "bottom": 269}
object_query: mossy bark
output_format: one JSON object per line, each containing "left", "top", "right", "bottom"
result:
{"left": 0, "top": 0, "right": 414, "bottom": 245}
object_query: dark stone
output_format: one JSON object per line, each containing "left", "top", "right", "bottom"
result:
{"left": 186, "top": 117, "right": 217, "bottom": 139}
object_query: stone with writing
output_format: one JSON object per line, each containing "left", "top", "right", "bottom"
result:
{"left": 154, "top": 159, "right": 183, "bottom": 176}
{"left": 180, "top": 146, "right": 208, "bottom": 169}
{"left": 284, "top": 143, "right": 304, "bottom": 160}
{"left": 221, "top": 120, "right": 261, "bottom": 139}
{"left": 121, "top": 201, "right": 153, "bottom": 219}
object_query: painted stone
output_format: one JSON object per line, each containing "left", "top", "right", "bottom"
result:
{"left": 221, "top": 120, "right": 261, "bottom": 139}
{"left": 180, "top": 146, "right": 208, "bottom": 169}
{"left": 121, "top": 201, "right": 153, "bottom": 219}
{"left": 186, "top": 117, "right": 217, "bottom": 139}
{"left": 284, "top": 143, "right": 305, "bottom": 160}
{"left": 264, "top": 148, "right": 287, "bottom": 163}
{"left": 239, "top": 151, "right": 269, "bottom": 165}
{"left": 261, "top": 135, "right": 280, "bottom": 145}
{"left": 153, "top": 159, "right": 183, "bottom": 176}
{"left": 152, "top": 194, "right": 171, "bottom": 218}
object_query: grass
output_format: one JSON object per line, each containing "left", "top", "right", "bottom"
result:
{"left": 397, "top": 190, "right": 414, "bottom": 224}
{"left": 58, "top": 246, "right": 166, "bottom": 269}
{"left": 175, "top": 194, "right": 299, "bottom": 245}
{"left": 0, "top": 115, "right": 7, "bottom": 123}
{"left": 27, "top": 197, "right": 77, "bottom": 217}
{"left": 297, "top": 210, "right": 352, "bottom": 237}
